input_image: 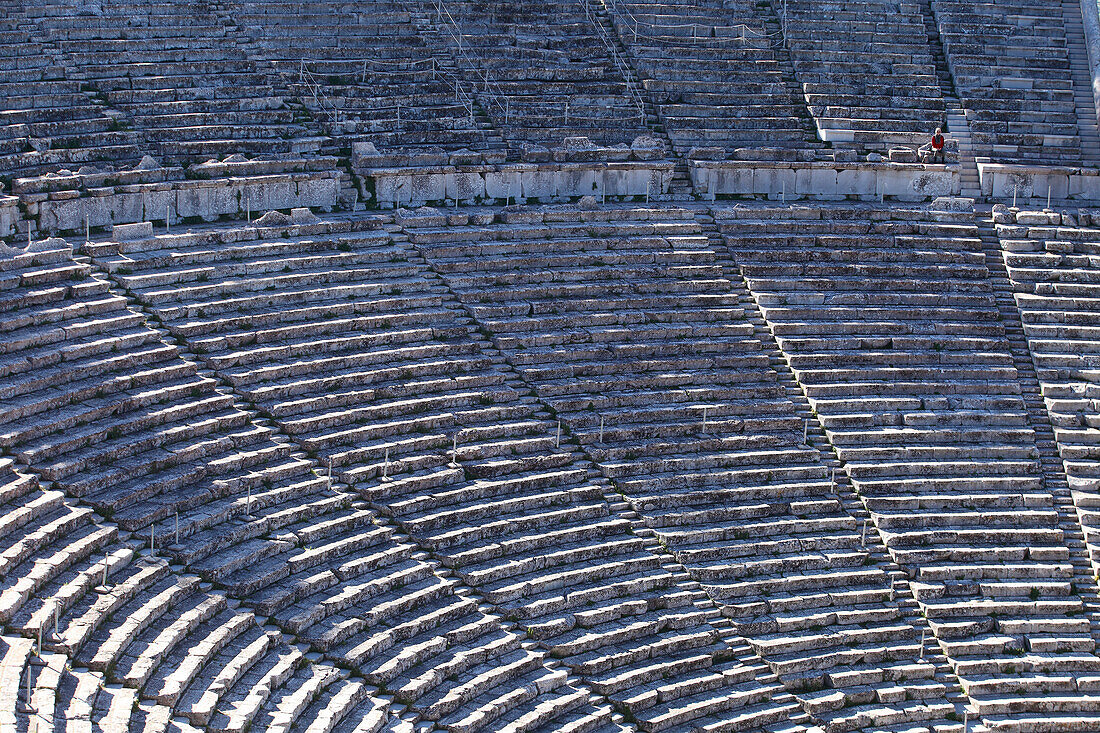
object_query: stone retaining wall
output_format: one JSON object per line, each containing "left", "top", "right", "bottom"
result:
{"left": 688, "top": 160, "right": 959, "bottom": 201}
{"left": 979, "top": 161, "right": 1100, "bottom": 201}
{"left": 13, "top": 156, "right": 341, "bottom": 235}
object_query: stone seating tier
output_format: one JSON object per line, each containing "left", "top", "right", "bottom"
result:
{"left": 400, "top": 203, "right": 957, "bottom": 729}
{"left": 716, "top": 201, "right": 1100, "bottom": 728}
{"left": 92, "top": 210, "right": 810, "bottom": 733}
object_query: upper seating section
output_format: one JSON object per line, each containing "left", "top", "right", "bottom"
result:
{"left": 933, "top": 0, "right": 1081, "bottom": 165}
{"left": 781, "top": 0, "right": 945, "bottom": 152}
{"left": 230, "top": 0, "right": 503, "bottom": 155}
{"left": 608, "top": 0, "right": 823, "bottom": 157}
{"left": 429, "top": 0, "right": 651, "bottom": 152}
{"left": 0, "top": 5, "right": 143, "bottom": 182}
{"left": 717, "top": 202, "right": 1100, "bottom": 731}
{"left": 25, "top": 0, "right": 320, "bottom": 166}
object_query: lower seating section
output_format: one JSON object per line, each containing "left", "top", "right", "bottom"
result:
{"left": 996, "top": 212, "right": 1100, "bottom": 572}
{"left": 0, "top": 7, "right": 142, "bottom": 182}
{"left": 0, "top": 457, "right": 386, "bottom": 733}
{"left": 429, "top": 0, "right": 651, "bottom": 151}
{"left": 26, "top": 0, "right": 319, "bottom": 166}
{"left": 0, "top": 238, "right": 339, "bottom": 588}
{"left": 609, "top": 0, "right": 822, "bottom": 157}
{"left": 717, "top": 202, "right": 1100, "bottom": 730}
{"left": 781, "top": 0, "right": 945, "bottom": 151}
{"left": 230, "top": 0, "right": 501, "bottom": 154}
{"left": 87, "top": 218, "right": 635, "bottom": 733}
{"left": 934, "top": 0, "right": 1081, "bottom": 165}
{"left": 0, "top": 458, "right": 116, "bottom": 631}
{"left": 97, "top": 212, "right": 805, "bottom": 733}
{"left": 406, "top": 204, "right": 956, "bottom": 731}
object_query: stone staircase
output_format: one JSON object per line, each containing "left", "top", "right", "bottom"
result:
{"left": 946, "top": 105, "right": 982, "bottom": 198}
{"left": 978, "top": 217, "right": 1100, "bottom": 651}
{"left": 695, "top": 210, "right": 969, "bottom": 718}
{"left": 1062, "top": 0, "right": 1100, "bottom": 167}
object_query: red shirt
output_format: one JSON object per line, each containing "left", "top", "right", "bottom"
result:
{"left": 931, "top": 134, "right": 944, "bottom": 150}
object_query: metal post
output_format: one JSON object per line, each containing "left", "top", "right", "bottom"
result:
{"left": 861, "top": 520, "right": 867, "bottom": 548}
{"left": 85, "top": 214, "right": 90, "bottom": 244}
{"left": 19, "top": 666, "right": 34, "bottom": 714}
{"left": 382, "top": 447, "right": 392, "bottom": 482}
{"left": 599, "top": 416, "right": 605, "bottom": 443}
{"left": 803, "top": 419, "right": 808, "bottom": 444}
{"left": 149, "top": 524, "right": 155, "bottom": 556}
{"left": 1013, "top": 184, "right": 1018, "bottom": 208}
{"left": 449, "top": 434, "right": 459, "bottom": 467}
{"left": 556, "top": 420, "right": 561, "bottom": 448}
{"left": 1047, "top": 184, "right": 1052, "bottom": 210}
{"left": 102, "top": 552, "right": 109, "bottom": 589}
{"left": 702, "top": 406, "right": 708, "bottom": 432}
{"left": 246, "top": 193, "right": 250, "bottom": 223}
{"left": 919, "top": 629, "right": 926, "bottom": 660}
{"left": 174, "top": 511, "right": 179, "bottom": 545}
{"left": 166, "top": 205, "right": 170, "bottom": 234}
{"left": 246, "top": 484, "right": 252, "bottom": 517}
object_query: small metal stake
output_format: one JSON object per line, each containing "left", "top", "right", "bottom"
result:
{"left": 18, "top": 667, "right": 35, "bottom": 714}
{"left": 166, "top": 205, "right": 170, "bottom": 234}
{"left": 246, "top": 485, "right": 252, "bottom": 517}
{"left": 1047, "top": 185, "right": 1052, "bottom": 210}
{"left": 174, "top": 510, "right": 179, "bottom": 545}
{"left": 85, "top": 214, "right": 90, "bottom": 244}
{"left": 101, "top": 552, "right": 109, "bottom": 589}
{"left": 449, "top": 434, "right": 459, "bottom": 467}
{"left": 556, "top": 420, "right": 561, "bottom": 449}
{"left": 861, "top": 520, "right": 868, "bottom": 548}
{"left": 599, "top": 416, "right": 605, "bottom": 443}
{"left": 701, "top": 406, "right": 708, "bottom": 433}
{"left": 149, "top": 524, "right": 155, "bottom": 556}
{"left": 382, "top": 447, "right": 391, "bottom": 481}
{"left": 1013, "top": 184, "right": 1018, "bottom": 208}
{"left": 803, "top": 419, "right": 809, "bottom": 444}
{"left": 246, "top": 193, "right": 250, "bottom": 223}
{"left": 919, "top": 629, "right": 926, "bottom": 660}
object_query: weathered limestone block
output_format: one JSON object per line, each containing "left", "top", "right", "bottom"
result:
{"left": 112, "top": 222, "right": 153, "bottom": 242}
{"left": 0, "top": 197, "right": 18, "bottom": 238}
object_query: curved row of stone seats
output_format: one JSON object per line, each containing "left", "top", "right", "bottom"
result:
{"left": 98, "top": 212, "right": 803, "bottom": 733}
{"left": 0, "top": 7, "right": 143, "bottom": 182}
{"left": 426, "top": 0, "right": 651, "bottom": 152}
{"left": 404, "top": 203, "right": 958, "bottom": 732}
{"left": 608, "top": 0, "right": 822, "bottom": 156}
{"left": 0, "top": 522, "right": 319, "bottom": 733}
{"left": 229, "top": 0, "right": 503, "bottom": 154}
{"left": 932, "top": 0, "right": 1081, "bottom": 165}
{"left": 715, "top": 202, "right": 1100, "bottom": 731}
{"left": 0, "top": 448, "right": 408, "bottom": 733}
{"left": 779, "top": 0, "right": 945, "bottom": 151}
{"left": 0, "top": 458, "right": 117, "bottom": 633}
{"left": 994, "top": 210, "right": 1100, "bottom": 572}
{"left": 24, "top": 0, "right": 321, "bottom": 166}
{"left": 1, "top": 633, "right": 204, "bottom": 733}
{"left": 0, "top": 237, "right": 359, "bottom": 600}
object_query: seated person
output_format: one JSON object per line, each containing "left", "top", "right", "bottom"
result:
{"left": 918, "top": 128, "right": 946, "bottom": 163}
